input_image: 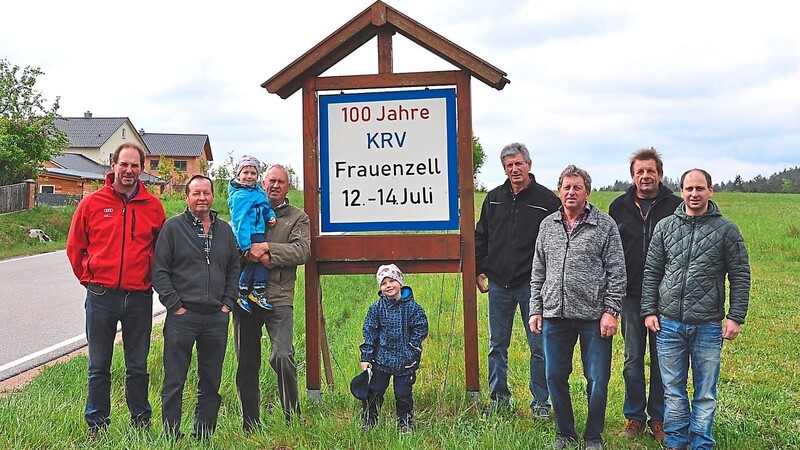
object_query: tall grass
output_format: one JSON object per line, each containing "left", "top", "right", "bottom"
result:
{"left": 0, "top": 192, "right": 798, "bottom": 449}
{"left": 0, "top": 205, "right": 73, "bottom": 260}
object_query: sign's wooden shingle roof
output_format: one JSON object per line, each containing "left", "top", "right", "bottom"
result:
{"left": 263, "top": 0, "right": 509, "bottom": 99}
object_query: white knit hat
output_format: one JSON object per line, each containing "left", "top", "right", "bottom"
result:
{"left": 236, "top": 155, "right": 260, "bottom": 177}
{"left": 376, "top": 263, "right": 404, "bottom": 286}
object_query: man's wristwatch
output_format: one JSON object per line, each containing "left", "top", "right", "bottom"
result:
{"left": 604, "top": 307, "right": 619, "bottom": 318}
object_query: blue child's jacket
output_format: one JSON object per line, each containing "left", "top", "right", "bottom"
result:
{"left": 227, "top": 179, "right": 276, "bottom": 251}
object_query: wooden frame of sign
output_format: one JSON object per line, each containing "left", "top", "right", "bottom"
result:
{"left": 263, "top": 1, "right": 509, "bottom": 400}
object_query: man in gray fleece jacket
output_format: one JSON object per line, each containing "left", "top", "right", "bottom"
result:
{"left": 528, "top": 165, "right": 627, "bottom": 450}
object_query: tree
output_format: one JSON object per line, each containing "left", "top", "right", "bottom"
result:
{"left": 197, "top": 156, "right": 209, "bottom": 176}
{"left": 749, "top": 174, "right": 767, "bottom": 193}
{"left": 732, "top": 175, "right": 744, "bottom": 192}
{"left": 0, "top": 59, "right": 68, "bottom": 185}
{"left": 156, "top": 154, "right": 175, "bottom": 191}
{"left": 662, "top": 176, "right": 679, "bottom": 191}
{"left": 472, "top": 134, "right": 486, "bottom": 190}
{"left": 285, "top": 165, "right": 300, "bottom": 190}
{"left": 210, "top": 150, "right": 235, "bottom": 201}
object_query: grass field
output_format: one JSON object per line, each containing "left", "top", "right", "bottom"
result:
{"left": 0, "top": 191, "right": 798, "bottom": 449}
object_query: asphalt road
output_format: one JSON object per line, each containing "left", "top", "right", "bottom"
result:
{"left": 0, "top": 251, "right": 165, "bottom": 381}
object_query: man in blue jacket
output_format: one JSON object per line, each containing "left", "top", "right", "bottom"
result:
{"left": 642, "top": 168, "right": 751, "bottom": 450}
{"left": 474, "top": 142, "right": 560, "bottom": 419}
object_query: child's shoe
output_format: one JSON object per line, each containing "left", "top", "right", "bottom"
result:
{"left": 360, "top": 412, "right": 377, "bottom": 431}
{"left": 237, "top": 292, "right": 253, "bottom": 313}
{"left": 249, "top": 290, "right": 274, "bottom": 310}
{"left": 398, "top": 417, "right": 414, "bottom": 433}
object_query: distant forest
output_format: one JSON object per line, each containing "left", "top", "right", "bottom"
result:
{"left": 599, "top": 166, "right": 800, "bottom": 193}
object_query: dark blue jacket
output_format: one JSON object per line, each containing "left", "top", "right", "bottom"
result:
{"left": 360, "top": 286, "right": 428, "bottom": 376}
{"left": 608, "top": 183, "right": 683, "bottom": 299}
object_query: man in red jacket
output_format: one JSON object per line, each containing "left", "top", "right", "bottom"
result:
{"left": 67, "top": 142, "right": 166, "bottom": 443}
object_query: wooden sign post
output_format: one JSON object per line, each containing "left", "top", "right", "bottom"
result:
{"left": 263, "top": 0, "right": 509, "bottom": 401}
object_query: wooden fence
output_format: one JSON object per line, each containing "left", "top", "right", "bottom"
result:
{"left": 0, "top": 182, "right": 30, "bottom": 214}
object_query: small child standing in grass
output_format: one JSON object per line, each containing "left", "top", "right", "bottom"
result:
{"left": 228, "top": 155, "right": 276, "bottom": 313}
{"left": 359, "top": 264, "right": 429, "bottom": 432}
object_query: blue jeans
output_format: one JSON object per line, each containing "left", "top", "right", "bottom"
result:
{"left": 621, "top": 295, "right": 664, "bottom": 424}
{"left": 84, "top": 284, "right": 153, "bottom": 429}
{"left": 487, "top": 281, "right": 549, "bottom": 410}
{"left": 239, "top": 233, "right": 269, "bottom": 292}
{"left": 239, "top": 262, "right": 270, "bottom": 292}
{"left": 657, "top": 315, "right": 722, "bottom": 450}
{"left": 543, "top": 318, "right": 612, "bottom": 443}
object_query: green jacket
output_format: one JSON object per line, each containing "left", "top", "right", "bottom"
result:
{"left": 641, "top": 200, "right": 750, "bottom": 324}
{"left": 260, "top": 200, "right": 311, "bottom": 308}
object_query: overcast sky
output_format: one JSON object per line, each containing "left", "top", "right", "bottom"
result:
{"left": 3, "top": 0, "right": 798, "bottom": 190}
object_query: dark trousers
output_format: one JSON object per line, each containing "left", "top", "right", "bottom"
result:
{"left": 233, "top": 305, "right": 299, "bottom": 429}
{"left": 161, "top": 309, "right": 229, "bottom": 438}
{"left": 621, "top": 295, "right": 664, "bottom": 424}
{"left": 362, "top": 368, "right": 416, "bottom": 426}
{"left": 84, "top": 284, "right": 153, "bottom": 429}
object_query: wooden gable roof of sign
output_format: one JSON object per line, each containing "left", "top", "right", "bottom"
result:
{"left": 263, "top": 0, "right": 510, "bottom": 99}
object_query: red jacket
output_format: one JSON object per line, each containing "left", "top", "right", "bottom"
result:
{"left": 67, "top": 173, "right": 166, "bottom": 291}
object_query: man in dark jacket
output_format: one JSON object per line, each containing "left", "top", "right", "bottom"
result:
{"left": 609, "top": 148, "right": 682, "bottom": 442}
{"left": 642, "top": 169, "right": 751, "bottom": 450}
{"left": 474, "top": 142, "right": 560, "bottom": 418}
{"left": 66, "top": 143, "right": 166, "bottom": 442}
{"left": 152, "top": 175, "right": 240, "bottom": 440}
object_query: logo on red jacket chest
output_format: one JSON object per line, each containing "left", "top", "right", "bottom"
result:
{"left": 103, "top": 207, "right": 114, "bottom": 218}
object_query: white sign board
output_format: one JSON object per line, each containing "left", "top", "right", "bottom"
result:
{"left": 319, "top": 89, "right": 458, "bottom": 232}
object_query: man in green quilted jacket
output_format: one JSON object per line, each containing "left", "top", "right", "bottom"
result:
{"left": 642, "top": 168, "right": 751, "bottom": 450}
